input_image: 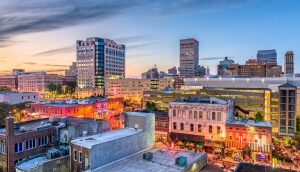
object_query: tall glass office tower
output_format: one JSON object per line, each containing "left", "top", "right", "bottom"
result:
{"left": 76, "top": 37, "right": 125, "bottom": 93}
{"left": 257, "top": 49, "right": 277, "bottom": 63}
{"left": 179, "top": 38, "right": 199, "bottom": 77}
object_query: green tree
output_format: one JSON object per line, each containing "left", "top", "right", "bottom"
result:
{"left": 255, "top": 112, "right": 264, "bottom": 122}
{"left": 145, "top": 101, "right": 152, "bottom": 110}
{"left": 0, "top": 102, "right": 13, "bottom": 124}
{"left": 297, "top": 116, "right": 300, "bottom": 132}
{"left": 0, "top": 86, "right": 12, "bottom": 92}
{"left": 56, "top": 84, "right": 63, "bottom": 95}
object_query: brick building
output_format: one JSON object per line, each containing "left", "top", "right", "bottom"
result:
{"left": 154, "top": 111, "right": 169, "bottom": 142}
{"left": 0, "top": 75, "right": 18, "bottom": 91}
{"left": 0, "top": 117, "right": 54, "bottom": 172}
{"left": 225, "top": 119, "right": 272, "bottom": 161}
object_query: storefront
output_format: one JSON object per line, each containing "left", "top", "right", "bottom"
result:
{"left": 170, "top": 132, "right": 205, "bottom": 150}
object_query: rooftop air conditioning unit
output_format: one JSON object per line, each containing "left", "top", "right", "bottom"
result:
{"left": 143, "top": 152, "right": 153, "bottom": 161}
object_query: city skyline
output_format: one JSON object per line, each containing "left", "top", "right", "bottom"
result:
{"left": 1, "top": 0, "right": 300, "bottom": 77}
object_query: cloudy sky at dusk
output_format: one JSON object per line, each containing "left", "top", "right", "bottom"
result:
{"left": 0, "top": 0, "right": 300, "bottom": 77}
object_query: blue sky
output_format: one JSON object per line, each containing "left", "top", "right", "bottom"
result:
{"left": 0, "top": 0, "right": 299, "bottom": 77}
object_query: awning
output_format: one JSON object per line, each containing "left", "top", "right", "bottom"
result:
{"left": 204, "top": 142, "right": 221, "bottom": 148}
{"left": 247, "top": 143, "right": 271, "bottom": 153}
{"left": 170, "top": 132, "right": 205, "bottom": 142}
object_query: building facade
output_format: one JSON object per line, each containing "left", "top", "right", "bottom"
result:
{"left": 0, "top": 117, "right": 55, "bottom": 172}
{"left": 168, "top": 97, "right": 234, "bottom": 153}
{"left": 257, "top": 49, "right": 277, "bottom": 63}
{"left": 0, "top": 92, "right": 39, "bottom": 104}
{"left": 179, "top": 38, "right": 199, "bottom": 77}
{"left": 76, "top": 37, "right": 125, "bottom": 97}
{"left": 225, "top": 119, "right": 272, "bottom": 161}
{"left": 278, "top": 83, "right": 297, "bottom": 135}
{"left": 70, "top": 111, "right": 154, "bottom": 171}
{"left": 0, "top": 75, "right": 18, "bottom": 91}
{"left": 284, "top": 51, "right": 294, "bottom": 74}
{"left": 18, "top": 74, "right": 63, "bottom": 93}
{"left": 154, "top": 111, "right": 169, "bottom": 142}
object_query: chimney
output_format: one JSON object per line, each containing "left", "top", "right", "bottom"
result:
{"left": 5, "top": 116, "right": 15, "bottom": 137}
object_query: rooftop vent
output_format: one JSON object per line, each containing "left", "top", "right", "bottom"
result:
{"left": 175, "top": 156, "right": 187, "bottom": 167}
{"left": 143, "top": 152, "right": 153, "bottom": 161}
{"left": 82, "top": 131, "right": 87, "bottom": 136}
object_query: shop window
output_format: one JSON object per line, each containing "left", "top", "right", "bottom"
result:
{"left": 190, "top": 124, "right": 194, "bottom": 131}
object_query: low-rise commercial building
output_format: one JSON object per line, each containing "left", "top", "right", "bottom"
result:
{"left": 169, "top": 97, "right": 234, "bottom": 153}
{"left": 154, "top": 111, "right": 169, "bottom": 142}
{"left": 95, "top": 147, "right": 208, "bottom": 172}
{"left": 0, "top": 92, "right": 39, "bottom": 104}
{"left": 225, "top": 119, "right": 272, "bottom": 161}
{"left": 0, "top": 75, "right": 18, "bottom": 91}
{"left": 70, "top": 111, "right": 155, "bottom": 171}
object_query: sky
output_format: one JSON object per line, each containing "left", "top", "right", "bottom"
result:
{"left": 0, "top": 0, "right": 300, "bottom": 77}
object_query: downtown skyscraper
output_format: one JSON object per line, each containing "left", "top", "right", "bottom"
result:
{"left": 76, "top": 37, "right": 125, "bottom": 96}
{"left": 257, "top": 49, "right": 277, "bottom": 63}
{"left": 179, "top": 38, "right": 199, "bottom": 77}
{"left": 284, "top": 51, "right": 294, "bottom": 74}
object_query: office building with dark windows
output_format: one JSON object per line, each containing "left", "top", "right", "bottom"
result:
{"left": 284, "top": 51, "right": 294, "bottom": 74}
{"left": 179, "top": 38, "right": 199, "bottom": 77}
{"left": 257, "top": 49, "right": 277, "bottom": 63}
{"left": 76, "top": 37, "right": 125, "bottom": 97}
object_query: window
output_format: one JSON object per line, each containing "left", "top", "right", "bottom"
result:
{"left": 207, "top": 112, "right": 210, "bottom": 120}
{"left": 217, "top": 112, "right": 221, "bottom": 121}
{"left": 182, "top": 111, "right": 185, "bottom": 118}
{"left": 0, "top": 143, "right": 6, "bottom": 154}
{"left": 199, "top": 111, "right": 203, "bottom": 119}
{"left": 194, "top": 111, "right": 197, "bottom": 118}
{"left": 209, "top": 125, "right": 212, "bottom": 133}
{"left": 173, "top": 122, "right": 177, "bottom": 130}
{"left": 177, "top": 110, "right": 181, "bottom": 117}
{"left": 79, "top": 151, "right": 82, "bottom": 163}
{"left": 39, "top": 136, "right": 48, "bottom": 146}
{"left": 180, "top": 123, "right": 184, "bottom": 130}
{"left": 26, "top": 139, "right": 36, "bottom": 150}
{"left": 198, "top": 124, "right": 202, "bottom": 132}
{"left": 15, "top": 142, "right": 23, "bottom": 153}
{"left": 217, "top": 126, "right": 221, "bottom": 134}
{"left": 212, "top": 112, "right": 216, "bottom": 120}
{"left": 173, "top": 109, "right": 176, "bottom": 117}
{"left": 189, "top": 111, "right": 192, "bottom": 118}
{"left": 190, "top": 124, "right": 194, "bottom": 131}
{"left": 74, "top": 149, "right": 77, "bottom": 161}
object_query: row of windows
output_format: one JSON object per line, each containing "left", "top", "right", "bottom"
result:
{"left": 15, "top": 136, "right": 50, "bottom": 153}
{"left": 0, "top": 143, "right": 6, "bottom": 154}
{"left": 74, "top": 149, "right": 82, "bottom": 163}
{"left": 172, "top": 109, "right": 222, "bottom": 121}
{"left": 173, "top": 122, "right": 221, "bottom": 133}
{"left": 105, "top": 48, "right": 125, "bottom": 57}
{"left": 105, "top": 56, "right": 124, "bottom": 61}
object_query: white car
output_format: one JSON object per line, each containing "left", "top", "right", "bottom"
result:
{"left": 214, "top": 163, "right": 226, "bottom": 171}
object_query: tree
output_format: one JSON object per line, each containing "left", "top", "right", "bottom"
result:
{"left": 0, "top": 102, "right": 12, "bottom": 124}
{"left": 145, "top": 101, "right": 157, "bottom": 110}
{"left": 255, "top": 112, "right": 264, "bottom": 122}
{"left": 297, "top": 116, "right": 300, "bottom": 132}
{"left": 67, "top": 81, "right": 76, "bottom": 94}
{"left": 0, "top": 86, "right": 12, "bottom": 92}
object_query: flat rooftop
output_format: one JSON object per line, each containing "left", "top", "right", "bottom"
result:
{"left": 125, "top": 111, "right": 154, "bottom": 117}
{"left": 227, "top": 119, "right": 272, "bottom": 128}
{"left": 71, "top": 128, "right": 142, "bottom": 149}
{"left": 16, "top": 155, "right": 48, "bottom": 171}
{"left": 93, "top": 147, "right": 206, "bottom": 172}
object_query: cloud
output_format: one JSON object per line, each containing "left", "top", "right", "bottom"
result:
{"left": 155, "top": 0, "right": 255, "bottom": 16}
{"left": 0, "top": 0, "right": 150, "bottom": 44}
{"left": 16, "top": 62, "right": 69, "bottom": 67}
{"left": 44, "top": 69, "right": 67, "bottom": 73}
{"left": 33, "top": 46, "right": 74, "bottom": 57}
